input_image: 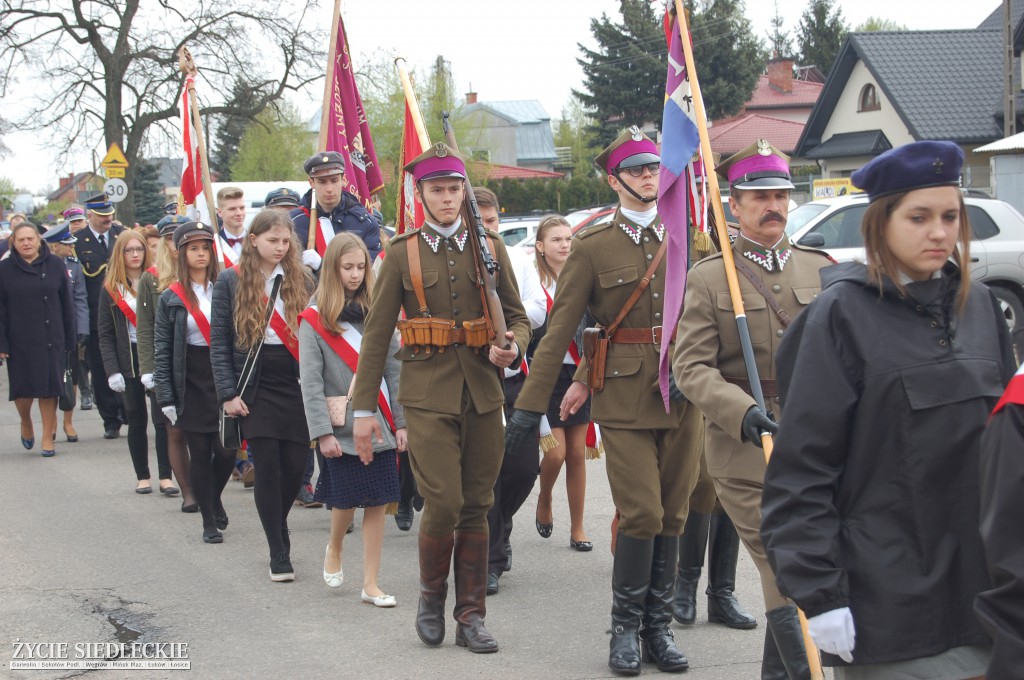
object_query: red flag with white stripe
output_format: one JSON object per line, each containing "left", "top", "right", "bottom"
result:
{"left": 396, "top": 99, "right": 425, "bottom": 234}
{"left": 179, "top": 75, "right": 203, "bottom": 207}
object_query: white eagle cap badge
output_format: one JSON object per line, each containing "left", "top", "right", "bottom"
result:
{"left": 629, "top": 125, "right": 643, "bottom": 141}
{"left": 757, "top": 139, "right": 772, "bottom": 156}
{"left": 322, "top": 155, "right": 329, "bottom": 162}
{"left": 435, "top": 143, "right": 448, "bottom": 157}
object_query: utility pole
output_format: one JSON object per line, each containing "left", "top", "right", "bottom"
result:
{"left": 1005, "top": 0, "right": 1017, "bottom": 137}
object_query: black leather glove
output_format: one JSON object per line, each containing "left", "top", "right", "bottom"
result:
{"left": 504, "top": 409, "right": 543, "bottom": 456}
{"left": 741, "top": 406, "right": 779, "bottom": 448}
{"left": 77, "top": 333, "right": 89, "bottom": 347}
{"left": 668, "top": 373, "right": 686, "bottom": 402}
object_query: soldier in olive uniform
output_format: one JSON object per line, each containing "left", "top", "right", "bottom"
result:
{"left": 506, "top": 126, "right": 704, "bottom": 676}
{"left": 672, "top": 140, "right": 833, "bottom": 680}
{"left": 353, "top": 144, "right": 530, "bottom": 654}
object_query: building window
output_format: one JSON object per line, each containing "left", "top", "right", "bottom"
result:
{"left": 859, "top": 84, "right": 880, "bottom": 112}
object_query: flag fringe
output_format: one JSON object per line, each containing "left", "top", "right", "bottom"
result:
{"left": 384, "top": 502, "right": 398, "bottom": 516}
{"left": 693, "top": 230, "right": 714, "bottom": 259}
{"left": 585, "top": 441, "right": 604, "bottom": 460}
{"left": 539, "top": 433, "right": 559, "bottom": 453}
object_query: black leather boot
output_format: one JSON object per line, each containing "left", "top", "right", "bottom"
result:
{"left": 453, "top": 532, "right": 499, "bottom": 653}
{"left": 761, "top": 626, "right": 788, "bottom": 680}
{"left": 416, "top": 532, "right": 454, "bottom": 646}
{"left": 641, "top": 535, "right": 689, "bottom": 673}
{"left": 609, "top": 534, "right": 654, "bottom": 676}
{"left": 707, "top": 512, "right": 757, "bottom": 629}
{"left": 765, "top": 605, "right": 811, "bottom": 680}
{"left": 673, "top": 511, "right": 709, "bottom": 625}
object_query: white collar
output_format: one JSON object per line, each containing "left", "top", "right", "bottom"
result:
{"left": 263, "top": 263, "right": 285, "bottom": 281}
{"left": 89, "top": 225, "right": 110, "bottom": 242}
{"left": 424, "top": 216, "right": 463, "bottom": 239}
{"left": 621, "top": 205, "right": 658, "bottom": 228}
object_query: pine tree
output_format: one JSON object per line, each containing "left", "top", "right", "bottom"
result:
{"left": 132, "top": 159, "right": 166, "bottom": 225}
{"left": 688, "top": 0, "right": 767, "bottom": 121}
{"left": 767, "top": 0, "right": 794, "bottom": 58}
{"left": 797, "top": 0, "right": 848, "bottom": 76}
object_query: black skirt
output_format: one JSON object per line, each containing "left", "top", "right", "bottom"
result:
{"left": 546, "top": 364, "right": 592, "bottom": 428}
{"left": 178, "top": 345, "right": 219, "bottom": 433}
{"left": 241, "top": 344, "right": 308, "bottom": 444}
{"left": 314, "top": 449, "right": 400, "bottom": 510}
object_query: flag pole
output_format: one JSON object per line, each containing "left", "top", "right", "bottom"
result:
{"left": 395, "top": 58, "right": 431, "bottom": 150}
{"left": 673, "top": 3, "right": 824, "bottom": 677}
{"left": 308, "top": 0, "right": 343, "bottom": 251}
{"left": 177, "top": 47, "right": 223, "bottom": 267}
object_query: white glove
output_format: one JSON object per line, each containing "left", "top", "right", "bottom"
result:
{"left": 161, "top": 405, "right": 177, "bottom": 426}
{"left": 141, "top": 373, "right": 155, "bottom": 390}
{"left": 302, "top": 249, "right": 322, "bottom": 270}
{"left": 807, "top": 606, "right": 855, "bottom": 663}
{"left": 108, "top": 373, "right": 126, "bottom": 393}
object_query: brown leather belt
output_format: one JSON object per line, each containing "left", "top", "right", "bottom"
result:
{"left": 724, "top": 376, "right": 778, "bottom": 398}
{"left": 610, "top": 326, "right": 663, "bottom": 345}
{"left": 448, "top": 328, "right": 467, "bottom": 345}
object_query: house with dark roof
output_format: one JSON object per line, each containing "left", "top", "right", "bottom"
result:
{"left": 796, "top": 4, "right": 1022, "bottom": 190}
{"left": 455, "top": 96, "right": 558, "bottom": 173}
{"left": 46, "top": 171, "right": 102, "bottom": 204}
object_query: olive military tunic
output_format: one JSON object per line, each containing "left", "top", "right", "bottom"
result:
{"left": 672, "top": 232, "right": 832, "bottom": 608}
{"left": 352, "top": 221, "right": 530, "bottom": 536}
{"left": 515, "top": 209, "right": 704, "bottom": 539}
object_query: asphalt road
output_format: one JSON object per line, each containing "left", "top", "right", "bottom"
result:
{"left": 0, "top": 396, "right": 783, "bottom": 679}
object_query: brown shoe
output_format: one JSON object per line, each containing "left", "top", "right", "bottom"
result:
{"left": 453, "top": 532, "right": 499, "bottom": 653}
{"left": 416, "top": 532, "right": 454, "bottom": 646}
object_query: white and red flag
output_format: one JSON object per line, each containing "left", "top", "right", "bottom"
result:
{"left": 179, "top": 75, "right": 203, "bottom": 209}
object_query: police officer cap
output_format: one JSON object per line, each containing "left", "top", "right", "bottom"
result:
{"left": 594, "top": 126, "right": 660, "bottom": 175}
{"left": 404, "top": 143, "right": 467, "bottom": 182}
{"left": 84, "top": 193, "right": 115, "bottom": 215}
{"left": 265, "top": 188, "right": 302, "bottom": 208}
{"left": 851, "top": 141, "right": 964, "bottom": 202}
{"left": 155, "top": 214, "right": 190, "bottom": 238}
{"left": 163, "top": 201, "right": 178, "bottom": 215}
{"left": 42, "top": 221, "right": 77, "bottom": 245}
{"left": 172, "top": 221, "right": 215, "bottom": 250}
{"left": 716, "top": 139, "right": 794, "bottom": 191}
{"left": 304, "top": 151, "right": 346, "bottom": 178}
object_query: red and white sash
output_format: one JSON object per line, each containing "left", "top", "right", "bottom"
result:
{"left": 992, "top": 362, "right": 1024, "bottom": 416}
{"left": 168, "top": 282, "right": 211, "bottom": 345}
{"left": 218, "top": 234, "right": 240, "bottom": 268}
{"left": 115, "top": 285, "right": 138, "bottom": 327}
{"left": 543, "top": 287, "right": 581, "bottom": 364}
{"left": 298, "top": 307, "right": 396, "bottom": 431}
{"left": 267, "top": 303, "right": 300, "bottom": 361}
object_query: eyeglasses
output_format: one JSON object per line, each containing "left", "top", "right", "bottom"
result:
{"left": 622, "top": 163, "right": 661, "bottom": 178}
{"left": 123, "top": 247, "right": 146, "bottom": 255}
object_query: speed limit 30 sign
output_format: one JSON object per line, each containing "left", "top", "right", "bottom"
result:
{"left": 103, "top": 178, "right": 129, "bottom": 203}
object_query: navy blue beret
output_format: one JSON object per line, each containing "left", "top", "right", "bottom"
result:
{"left": 852, "top": 141, "right": 964, "bottom": 201}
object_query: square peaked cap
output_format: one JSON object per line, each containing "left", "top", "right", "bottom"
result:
{"left": 84, "top": 193, "right": 115, "bottom": 215}
{"left": 304, "top": 151, "right": 345, "bottom": 178}
{"left": 716, "top": 139, "right": 794, "bottom": 190}
{"left": 156, "top": 214, "right": 190, "bottom": 238}
{"left": 405, "top": 143, "right": 467, "bottom": 182}
{"left": 42, "top": 222, "right": 77, "bottom": 244}
{"left": 851, "top": 140, "right": 964, "bottom": 202}
{"left": 595, "top": 126, "right": 660, "bottom": 175}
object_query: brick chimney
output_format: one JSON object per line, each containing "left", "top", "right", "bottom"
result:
{"left": 58, "top": 173, "right": 74, "bottom": 189}
{"left": 466, "top": 90, "right": 477, "bottom": 105}
{"left": 767, "top": 57, "right": 794, "bottom": 94}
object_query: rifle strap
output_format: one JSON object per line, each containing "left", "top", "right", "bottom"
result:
{"left": 606, "top": 239, "right": 667, "bottom": 338}
{"left": 463, "top": 217, "right": 495, "bottom": 338}
{"left": 732, "top": 257, "right": 791, "bottom": 328}
{"left": 405, "top": 231, "right": 430, "bottom": 316}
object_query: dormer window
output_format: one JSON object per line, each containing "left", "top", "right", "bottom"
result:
{"left": 859, "top": 84, "right": 880, "bottom": 112}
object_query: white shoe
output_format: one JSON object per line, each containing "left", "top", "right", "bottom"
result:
{"left": 361, "top": 590, "right": 397, "bottom": 608}
{"left": 323, "top": 546, "right": 343, "bottom": 588}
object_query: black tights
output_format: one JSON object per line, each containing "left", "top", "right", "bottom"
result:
{"left": 248, "top": 437, "right": 308, "bottom": 557}
{"left": 184, "top": 431, "right": 235, "bottom": 531}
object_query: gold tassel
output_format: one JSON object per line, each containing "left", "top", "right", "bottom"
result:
{"left": 585, "top": 442, "right": 603, "bottom": 460}
{"left": 693, "top": 230, "right": 714, "bottom": 259}
{"left": 384, "top": 502, "right": 399, "bottom": 516}
{"left": 539, "top": 433, "right": 559, "bottom": 453}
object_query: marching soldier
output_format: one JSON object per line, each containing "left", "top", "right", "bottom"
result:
{"left": 506, "top": 126, "right": 704, "bottom": 675}
{"left": 672, "top": 140, "right": 832, "bottom": 679}
{"left": 352, "top": 143, "right": 530, "bottom": 653}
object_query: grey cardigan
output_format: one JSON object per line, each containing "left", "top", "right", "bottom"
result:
{"left": 298, "top": 315, "right": 405, "bottom": 453}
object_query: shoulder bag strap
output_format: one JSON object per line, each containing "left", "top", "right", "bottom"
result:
{"left": 236, "top": 274, "right": 282, "bottom": 393}
{"left": 606, "top": 239, "right": 668, "bottom": 337}
{"left": 405, "top": 233, "right": 430, "bottom": 316}
{"left": 732, "top": 257, "right": 792, "bottom": 328}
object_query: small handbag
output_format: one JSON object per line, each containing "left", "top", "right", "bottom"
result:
{"left": 219, "top": 275, "right": 281, "bottom": 449}
{"left": 326, "top": 375, "right": 356, "bottom": 427}
{"left": 58, "top": 352, "right": 76, "bottom": 412}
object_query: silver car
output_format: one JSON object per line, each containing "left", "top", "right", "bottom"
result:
{"left": 787, "top": 195, "right": 1024, "bottom": 339}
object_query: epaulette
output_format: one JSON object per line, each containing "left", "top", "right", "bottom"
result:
{"left": 791, "top": 242, "right": 837, "bottom": 263}
{"left": 482, "top": 227, "right": 500, "bottom": 240}
{"left": 389, "top": 228, "right": 420, "bottom": 244}
{"left": 574, "top": 221, "right": 614, "bottom": 240}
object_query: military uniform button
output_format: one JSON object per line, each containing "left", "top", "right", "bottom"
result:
{"left": 939, "top": 339, "right": 947, "bottom": 346}
{"left": 453, "top": 308, "right": 460, "bottom": 314}
{"left": 772, "top": 284, "right": 782, "bottom": 293}
{"left": 646, "top": 253, "right": 653, "bottom": 260}
{"left": 654, "top": 312, "right": 662, "bottom": 320}
{"left": 450, "top": 275, "right": 456, "bottom": 282}
{"left": 643, "top": 236, "right": 650, "bottom": 243}
{"left": 617, "top": 278, "right": 623, "bottom": 284}
{"left": 776, "top": 329, "right": 784, "bottom": 338}
{"left": 449, "top": 260, "right": 455, "bottom": 266}
{"left": 613, "top": 370, "right": 619, "bottom": 375}
{"left": 447, "top": 245, "right": 453, "bottom": 251}
{"left": 652, "top": 292, "right": 660, "bottom": 299}
{"left": 451, "top": 293, "right": 458, "bottom": 299}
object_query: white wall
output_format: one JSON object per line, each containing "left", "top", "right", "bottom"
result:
{"left": 991, "top": 155, "right": 1024, "bottom": 214}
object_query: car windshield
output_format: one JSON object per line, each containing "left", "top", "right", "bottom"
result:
{"left": 786, "top": 203, "right": 831, "bottom": 236}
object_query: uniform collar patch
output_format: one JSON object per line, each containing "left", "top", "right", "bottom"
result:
{"left": 741, "top": 239, "right": 791, "bottom": 272}
{"left": 421, "top": 228, "right": 469, "bottom": 253}
{"left": 618, "top": 221, "right": 665, "bottom": 245}
{"left": 421, "top": 231, "right": 441, "bottom": 253}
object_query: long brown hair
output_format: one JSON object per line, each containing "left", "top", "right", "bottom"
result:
{"left": 175, "top": 239, "right": 219, "bottom": 310}
{"left": 861, "top": 189, "right": 971, "bottom": 313}
{"left": 104, "top": 230, "right": 151, "bottom": 302}
{"left": 534, "top": 214, "right": 571, "bottom": 288}
{"left": 233, "top": 209, "right": 312, "bottom": 350}
{"left": 155, "top": 236, "right": 178, "bottom": 291}
{"left": 315, "top": 233, "right": 374, "bottom": 334}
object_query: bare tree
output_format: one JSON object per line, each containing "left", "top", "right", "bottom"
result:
{"left": 0, "top": 0, "right": 327, "bottom": 221}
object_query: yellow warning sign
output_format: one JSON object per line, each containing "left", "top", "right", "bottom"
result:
{"left": 105, "top": 167, "right": 126, "bottom": 178}
{"left": 100, "top": 143, "right": 129, "bottom": 169}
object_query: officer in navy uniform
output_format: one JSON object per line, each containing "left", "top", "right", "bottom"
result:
{"left": 290, "top": 151, "right": 382, "bottom": 268}
{"left": 78, "top": 193, "right": 126, "bottom": 438}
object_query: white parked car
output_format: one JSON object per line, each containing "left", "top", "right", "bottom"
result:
{"left": 498, "top": 217, "right": 542, "bottom": 247}
{"left": 787, "top": 195, "right": 1024, "bottom": 337}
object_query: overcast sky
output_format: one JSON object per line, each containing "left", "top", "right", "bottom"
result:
{"left": 5, "top": 0, "right": 1000, "bottom": 194}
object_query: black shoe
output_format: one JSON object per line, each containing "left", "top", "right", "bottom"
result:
{"left": 486, "top": 572, "right": 500, "bottom": 595}
{"left": 103, "top": 428, "right": 120, "bottom": 439}
{"left": 609, "top": 535, "right": 655, "bottom": 676}
{"left": 181, "top": 501, "right": 199, "bottom": 513}
{"left": 269, "top": 552, "right": 294, "bottom": 582}
{"left": 395, "top": 501, "right": 413, "bottom": 531}
{"left": 640, "top": 628, "right": 689, "bottom": 673}
{"left": 215, "top": 515, "right": 229, "bottom": 531}
{"left": 535, "top": 517, "right": 553, "bottom": 538}
{"left": 641, "top": 535, "right": 689, "bottom": 672}
{"left": 570, "top": 538, "right": 593, "bottom": 552}
{"left": 296, "top": 484, "right": 322, "bottom": 508}
{"left": 765, "top": 605, "right": 811, "bottom": 680}
{"left": 707, "top": 512, "right": 757, "bottom": 629}
{"left": 80, "top": 394, "right": 93, "bottom": 410}
{"left": 202, "top": 528, "right": 223, "bottom": 544}
{"left": 608, "top": 625, "right": 642, "bottom": 676}
{"left": 674, "top": 510, "right": 710, "bottom": 625}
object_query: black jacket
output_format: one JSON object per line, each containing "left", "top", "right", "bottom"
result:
{"left": 760, "top": 262, "right": 1016, "bottom": 666}
{"left": 289, "top": 190, "right": 382, "bottom": 260}
{"left": 76, "top": 224, "right": 125, "bottom": 332}
{"left": 97, "top": 286, "right": 138, "bottom": 378}
{"left": 153, "top": 288, "right": 190, "bottom": 413}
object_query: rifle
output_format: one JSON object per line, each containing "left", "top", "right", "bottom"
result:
{"left": 441, "top": 112, "right": 510, "bottom": 350}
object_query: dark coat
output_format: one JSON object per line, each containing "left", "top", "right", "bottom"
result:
{"left": 290, "top": 189, "right": 382, "bottom": 260}
{"left": 153, "top": 287, "right": 191, "bottom": 413}
{"left": 760, "top": 262, "right": 1016, "bottom": 667}
{"left": 0, "top": 245, "right": 77, "bottom": 398}
{"left": 62, "top": 256, "right": 89, "bottom": 340}
{"left": 977, "top": 395, "right": 1024, "bottom": 680}
{"left": 76, "top": 223, "right": 125, "bottom": 332}
{"left": 97, "top": 286, "right": 137, "bottom": 378}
